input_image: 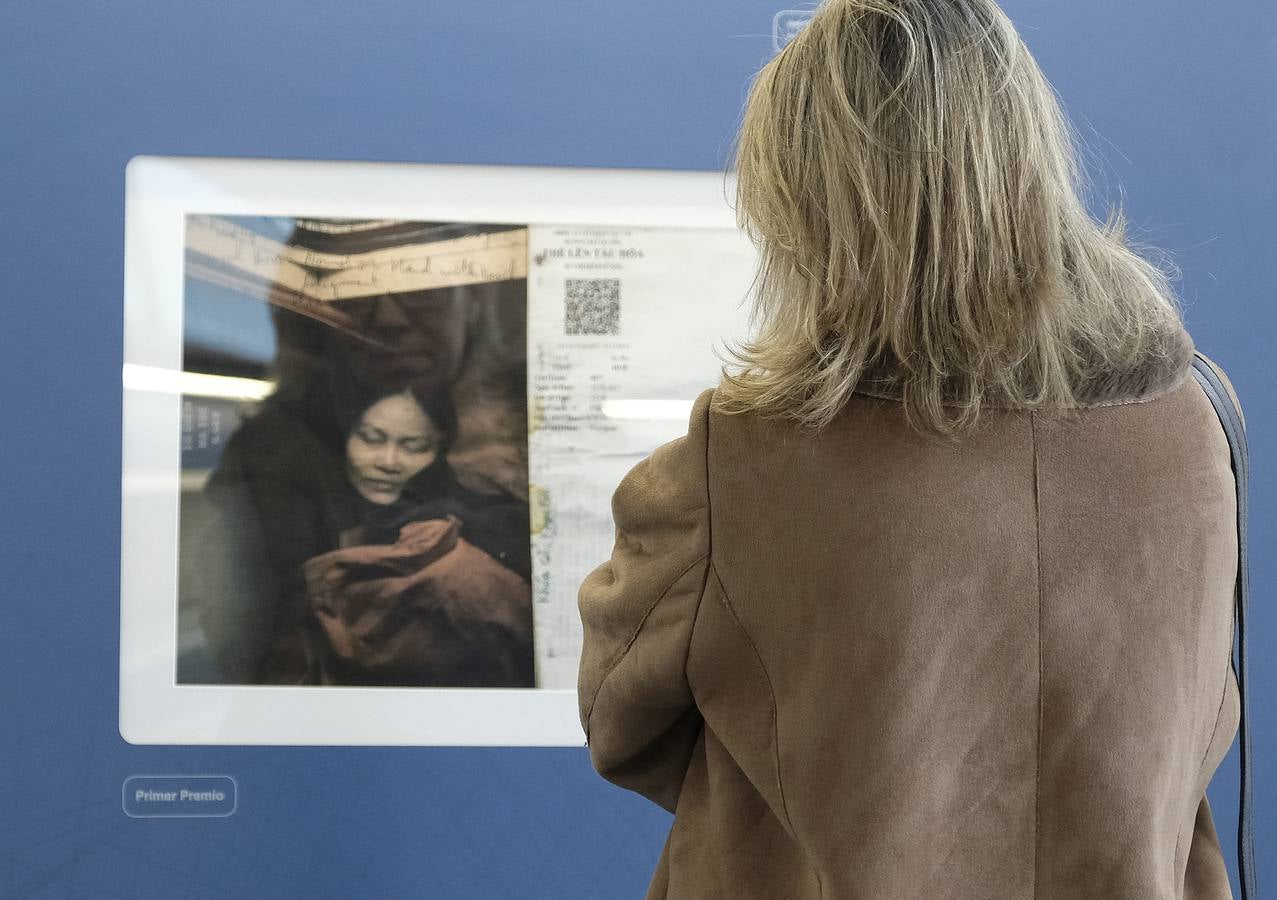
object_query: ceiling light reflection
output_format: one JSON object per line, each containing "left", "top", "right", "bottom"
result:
{"left": 600, "top": 399, "right": 694, "bottom": 421}
{"left": 123, "top": 363, "right": 275, "bottom": 401}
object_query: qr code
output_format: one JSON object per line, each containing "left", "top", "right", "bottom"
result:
{"left": 564, "top": 278, "right": 620, "bottom": 335}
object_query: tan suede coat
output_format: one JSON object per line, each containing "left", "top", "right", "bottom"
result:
{"left": 578, "top": 327, "right": 1242, "bottom": 899}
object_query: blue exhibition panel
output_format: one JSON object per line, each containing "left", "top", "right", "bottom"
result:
{"left": 1, "top": 1, "right": 1271, "bottom": 896}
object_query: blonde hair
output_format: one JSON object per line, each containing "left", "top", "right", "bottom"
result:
{"left": 716, "top": 0, "right": 1186, "bottom": 436}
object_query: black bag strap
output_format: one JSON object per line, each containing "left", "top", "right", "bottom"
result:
{"left": 1190, "top": 351, "right": 1256, "bottom": 900}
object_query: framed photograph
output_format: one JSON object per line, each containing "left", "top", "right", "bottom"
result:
{"left": 121, "top": 157, "right": 756, "bottom": 745}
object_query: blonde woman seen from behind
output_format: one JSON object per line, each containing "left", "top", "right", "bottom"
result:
{"left": 577, "top": 1, "right": 1244, "bottom": 897}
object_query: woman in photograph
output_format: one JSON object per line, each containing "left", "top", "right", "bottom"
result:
{"left": 198, "top": 365, "right": 534, "bottom": 688}
{"left": 576, "top": 0, "right": 1247, "bottom": 897}
{"left": 298, "top": 382, "right": 535, "bottom": 688}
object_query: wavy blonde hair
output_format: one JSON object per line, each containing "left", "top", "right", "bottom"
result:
{"left": 716, "top": 0, "right": 1186, "bottom": 436}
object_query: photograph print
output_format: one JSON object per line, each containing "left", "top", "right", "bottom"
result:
{"left": 175, "top": 214, "right": 534, "bottom": 688}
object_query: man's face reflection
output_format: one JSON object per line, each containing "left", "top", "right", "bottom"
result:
{"left": 336, "top": 289, "right": 468, "bottom": 390}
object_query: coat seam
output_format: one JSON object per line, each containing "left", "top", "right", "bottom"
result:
{"left": 684, "top": 386, "right": 715, "bottom": 702}
{"left": 584, "top": 388, "right": 715, "bottom": 740}
{"left": 1030, "top": 411, "right": 1044, "bottom": 900}
{"left": 709, "top": 561, "right": 823, "bottom": 897}
{"left": 1171, "top": 366, "right": 1241, "bottom": 877}
{"left": 672, "top": 386, "right": 716, "bottom": 809}
{"left": 583, "top": 552, "right": 710, "bottom": 736}
{"left": 1172, "top": 572, "right": 1238, "bottom": 875}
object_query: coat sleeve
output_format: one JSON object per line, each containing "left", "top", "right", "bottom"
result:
{"left": 577, "top": 388, "right": 714, "bottom": 813}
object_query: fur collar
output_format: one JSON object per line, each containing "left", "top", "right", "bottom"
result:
{"left": 851, "top": 322, "right": 1197, "bottom": 409}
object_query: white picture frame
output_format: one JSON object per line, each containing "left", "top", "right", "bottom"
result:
{"left": 120, "top": 155, "right": 751, "bottom": 746}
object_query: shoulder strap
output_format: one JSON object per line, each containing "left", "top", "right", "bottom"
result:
{"left": 1190, "top": 351, "right": 1256, "bottom": 900}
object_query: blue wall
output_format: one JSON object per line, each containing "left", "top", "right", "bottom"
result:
{"left": 1, "top": 0, "right": 1270, "bottom": 895}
